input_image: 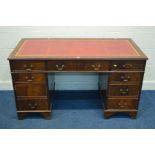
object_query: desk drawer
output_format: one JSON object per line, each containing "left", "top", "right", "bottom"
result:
{"left": 109, "top": 72, "right": 143, "bottom": 84}
{"left": 106, "top": 99, "right": 138, "bottom": 109}
{"left": 15, "top": 83, "right": 47, "bottom": 97}
{"left": 47, "top": 61, "right": 76, "bottom": 71}
{"left": 11, "top": 61, "right": 45, "bottom": 71}
{"left": 78, "top": 61, "right": 109, "bottom": 71}
{"left": 108, "top": 85, "right": 140, "bottom": 97}
{"left": 111, "top": 60, "right": 145, "bottom": 71}
{"left": 13, "top": 73, "right": 46, "bottom": 83}
{"left": 16, "top": 99, "right": 49, "bottom": 111}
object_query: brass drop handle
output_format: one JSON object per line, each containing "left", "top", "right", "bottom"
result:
{"left": 91, "top": 64, "right": 101, "bottom": 71}
{"left": 28, "top": 103, "right": 37, "bottom": 110}
{"left": 56, "top": 64, "right": 65, "bottom": 71}
{"left": 119, "top": 88, "right": 129, "bottom": 95}
{"left": 122, "top": 64, "right": 133, "bottom": 69}
{"left": 120, "top": 75, "right": 131, "bottom": 82}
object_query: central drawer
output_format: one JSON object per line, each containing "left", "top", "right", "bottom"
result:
{"left": 15, "top": 83, "right": 48, "bottom": 97}
{"left": 47, "top": 60, "right": 76, "bottom": 71}
{"left": 108, "top": 85, "right": 140, "bottom": 97}
{"left": 77, "top": 60, "right": 109, "bottom": 71}
{"left": 47, "top": 60, "right": 109, "bottom": 71}
{"left": 16, "top": 99, "right": 49, "bottom": 111}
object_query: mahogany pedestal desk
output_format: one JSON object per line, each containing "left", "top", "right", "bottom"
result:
{"left": 8, "top": 38, "right": 148, "bottom": 120}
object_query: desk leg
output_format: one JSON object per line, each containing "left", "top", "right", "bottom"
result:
{"left": 40, "top": 112, "right": 51, "bottom": 120}
{"left": 104, "top": 111, "right": 114, "bottom": 119}
{"left": 104, "top": 111, "right": 137, "bottom": 119}
{"left": 17, "top": 112, "right": 27, "bottom": 120}
{"left": 128, "top": 111, "right": 137, "bottom": 119}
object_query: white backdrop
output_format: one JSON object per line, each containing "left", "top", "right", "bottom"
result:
{"left": 0, "top": 26, "right": 154, "bottom": 90}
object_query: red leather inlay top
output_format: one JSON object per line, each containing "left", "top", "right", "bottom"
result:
{"left": 15, "top": 39, "right": 139, "bottom": 58}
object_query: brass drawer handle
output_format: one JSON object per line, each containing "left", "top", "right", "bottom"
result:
{"left": 118, "top": 102, "right": 128, "bottom": 106}
{"left": 28, "top": 103, "right": 37, "bottom": 110}
{"left": 24, "top": 64, "right": 34, "bottom": 71}
{"left": 56, "top": 64, "right": 65, "bottom": 71}
{"left": 113, "top": 63, "right": 133, "bottom": 69}
{"left": 122, "top": 64, "right": 133, "bottom": 69}
{"left": 24, "top": 64, "right": 34, "bottom": 68}
{"left": 118, "top": 102, "right": 128, "bottom": 108}
{"left": 120, "top": 75, "right": 131, "bottom": 82}
{"left": 119, "top": 88, "right": 129, "bottom": 96}
{"left": 91, "top": 64, "right": 101, "bottom": 71}
{"left": 25, "top": 76, "right": 35, "bottom": 82}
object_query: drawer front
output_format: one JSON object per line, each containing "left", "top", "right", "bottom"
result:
{"left": 78, "top": 61, "right": 109, "bottom": 71}
{"left": 13, "top": 73, "right": 46, "bottom": 83}
{"left": 16, "top": 99, "right": 49, "bottom": 111}
{"left": 47, "top": 61, "right": 76, "bottom": 71}
{"left": 106, "top": 99, "right": 138, "bottom": 109}
{"left": 111, "top": 60, "right": 145, "bottom": 71}
{"left": 108, "top": 85, "right": 140, "bottom": 97}
{"left": 109, "top": 72, "right": 143, "bottom": 84}
{"left": 15, "top": 84, "right": 47, "bottom": 97}
{"left": 11, "top": 61, "right": 45, "bottom": 71}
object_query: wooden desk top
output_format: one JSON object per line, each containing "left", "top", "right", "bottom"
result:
{"left": 8, "top": 38, "right": 147, "bottom": 60}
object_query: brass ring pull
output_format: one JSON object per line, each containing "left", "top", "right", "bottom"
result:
{"left": 56, "top": 64, "right": 65, "bottom": 71}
